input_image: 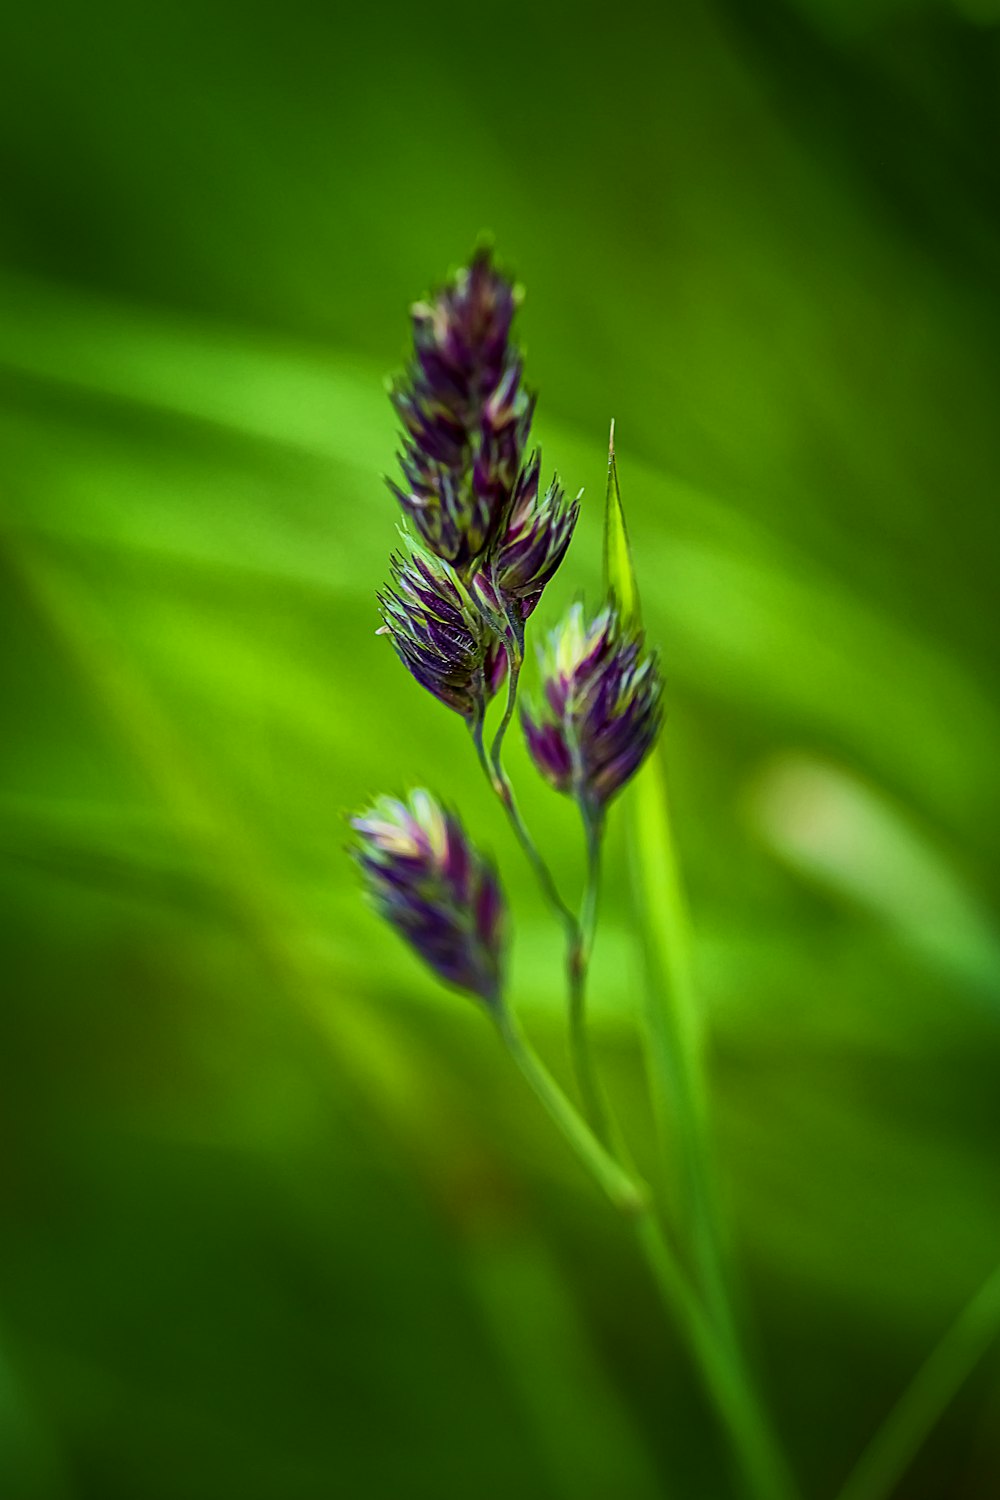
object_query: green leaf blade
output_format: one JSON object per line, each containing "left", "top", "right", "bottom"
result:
{"left": 603, "top": 420, "right": 641, "bottom": 628}
{"left": 602, "top": 426, "right": 734, "bottom": 1343}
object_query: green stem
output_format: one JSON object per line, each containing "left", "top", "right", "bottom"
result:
{"left": 490, "top": 603, "right": 525, "bottom": 772}
{"left": 633, "top": 1211, "right": 800, "bottom": 1500}
{"left": 498, "top": 1007, "right": 797, "bottom": 1500}
{"left": 471, "top": 591, "right": 578, "bottom": 939}
{"left": 569, "top": 811, "right": 794, "bottom": 1498}
{"left": 834, "top": 1262, "right": 1000, "bottom": 1500}
{"left": 477, "top": 649, "right": 610, "bottom": 1139}
{"left": 497, "top": 1009, "right": 644, "bottom": 1215}
{"left": 470, "top": 710, "right": 576, "bottom": 938}
{"left": 568, "top": 809, "right": 610, "bottom": 1143}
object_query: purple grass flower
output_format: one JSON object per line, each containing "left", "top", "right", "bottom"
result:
{"left": 388, "top": 249, "right": 533, "bottom": 570}
{"left": 350, "top": 790, "right": 505, "bottom": 1005}
{"left": 378, "top": 544, "right": 505, "bottom": 722}
{"left": 492, "top": 450, "right": 580, "bottom": 614}
{"left": 521, "top": 603, "right": 663, "bottom": 815}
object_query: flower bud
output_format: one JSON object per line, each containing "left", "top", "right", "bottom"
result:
{"left": 521, "top": 603, "right": 662, "bottom": 814}
{"left": 350, "top": 790, "right": 505, "bottom": 1004}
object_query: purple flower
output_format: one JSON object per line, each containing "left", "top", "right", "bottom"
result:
{"left": 388, "top": 249, "right": 533, "bottom": 570}
{"left": 521, "top": 603, "right": 663, "bottom": 815}
{"left": 350, "top": 790, "right": 505, "bottom": 1005}
{"left": 492, "top": 450, "right": 580, "bottom": 614}
{"left": 378, "top": 544, "right": 505, "bottom": 722}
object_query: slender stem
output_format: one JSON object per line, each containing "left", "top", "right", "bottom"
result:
{"left": 469, "top": 586, "right": 577, "bottom": 935}
{"left": 490, "top": 603, "right": 524, "bottom": 772}
{"left": 477, "top": 649, "right": 611, "bottom": 1136}
{"left": 567, "top": 809, "right": 610, "bottom": 1142}
{"left": 470, "top": 710, "right": 577, "bottom": 938}
{"left": 479, "top": 630, "right": 791, "bottom": 1497}
{"left": 633, "top": 1211, "right": 800, "bottom": 1500}
{"left": 834, "top": 1262, "right": 1000, "bottom": 1500}
{"left": 497, "top": 1007, "right": 797, "bottom": 1500}
{"left": 470, "top": 703, "right": 499, "bottom": 794}
{"left": 497, "top": 1009, "right": 644, "bottom": 1215}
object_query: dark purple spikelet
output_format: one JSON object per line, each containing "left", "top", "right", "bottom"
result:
{"left": 492, "top": 450, "right": 580, "bottom": 613}
{"left": 378, "top": 544, "right": 505, "bottom": 721}
{"left": 350, "top": 790, "right": 505, "bottom": 1005}
{"left": 388, "top": 249, "right": 533, "bottom": 570}
{"left": 521, "top": 603, "right": 663, "bottom": 814}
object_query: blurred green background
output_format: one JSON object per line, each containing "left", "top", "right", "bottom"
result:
{"left": 2, "top": 0, "right": 1000, "bottom": 1496}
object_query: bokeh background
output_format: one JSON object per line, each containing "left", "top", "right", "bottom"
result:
{"left": 2, "top": 0, "right": 1000, "bottom": 1496}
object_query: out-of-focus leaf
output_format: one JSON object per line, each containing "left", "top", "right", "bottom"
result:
{"left": 746, "top": 754, "right": 1000, "bottom": 1002}
{"left": 835, "top": 1262, "right": 1000, "bottom": 1500}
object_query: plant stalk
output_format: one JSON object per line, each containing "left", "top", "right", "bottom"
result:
{"left": 470, "top": 710, "right": 576, "bottom": 937}
{"left": 633, "top": 1209, "right": 799, "bottom": 1500}
{"left": 490, "top": 598, "right": 525, "bottom": 773}
{"left": 567, "top": 809, "right": 610, "bottom": 1143}
{"left": 498, "top": 1007, "right": 798, "bottom": 1500}
{"left": 497, "top": 1009, "right": 644, "bottom": 1215}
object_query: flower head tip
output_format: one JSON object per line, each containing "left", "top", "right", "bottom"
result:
{"left": 388, "top": 249, "right": 532, "bottom": 571}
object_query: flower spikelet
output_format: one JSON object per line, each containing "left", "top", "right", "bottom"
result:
{"left": 378, "top": 543, "right": 505, "bottom": 720}
{"left": 388, "top": 248, "right": 533, "bottom": 570}
{"left": 521, "top": 603, "right": 662, "bottom": 814}
{"left": 350, "top": 790, "right": 505, "bottom": 1004}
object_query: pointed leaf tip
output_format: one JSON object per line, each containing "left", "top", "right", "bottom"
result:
{"left": 602, "top": 423, "right": 641, "bottom": 628}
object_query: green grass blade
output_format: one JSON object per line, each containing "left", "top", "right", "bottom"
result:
{"left": 627, "top": 748, "right": 707, "bottom": 1146}
{"left": 835, "top": 1263, "right": 1000, "bottom": 1500}
{"left": 603, "top": 419, "right": 640, "bottom": 627}
{"left": 603, "top": 428, "right": 720, "bottom": 1293}
{"left": 604, "top": 431, "right": 804, "bottom": 1488}
{"left": 467, "top": 1221, "right": 667, "bottom": 1500}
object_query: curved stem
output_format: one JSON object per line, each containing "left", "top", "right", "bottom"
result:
{"left": 469, "top": 587, "right": 577, "bottom": 935}
{"left": 470, "top": 712, "right": 576, "bottom": 938}
{"left": 475, "top": 681, "right": 609, "bottom": 1136}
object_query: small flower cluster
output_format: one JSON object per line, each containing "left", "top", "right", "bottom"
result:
{"left": 353, "top": 250, "right": 663, "bottom": 1004}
